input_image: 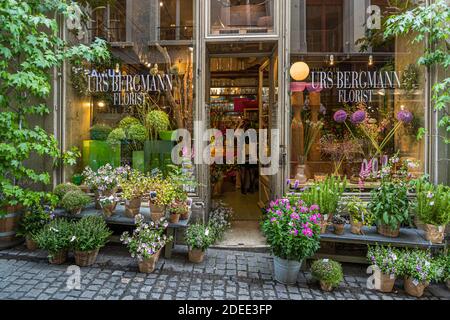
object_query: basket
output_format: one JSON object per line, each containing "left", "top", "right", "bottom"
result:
{"left": 377, "top": 223, "right": 400, "bottom": 238}
{"left": 75, "top": 248, "right": 99, "bottom": 267}
{"left": 49, "top": 250, "right": 68, "bottom": 265}
{"left": 404, "top": 277, "right": 428, "bottom": 298}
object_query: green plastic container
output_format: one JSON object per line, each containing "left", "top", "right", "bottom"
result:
{"left": 159, "top": 130, "right": 177, "bottom": 141}
{"left": 82, "top": 140, "right": 121, "bottom": 171}
{"left": 144, "top": 140, "right": 175, "bottom": 175}
{"left": 132, "top": 151, "right": 145, "bottom": 172}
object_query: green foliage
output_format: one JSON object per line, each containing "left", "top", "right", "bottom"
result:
{"left": 185, "top": 224, "right": 215, "bottom": 251}
{"left": 119, "top": 117, "right": 140, "bottom": 130}
{"left": 345, "top": 196, "right": 374, "bottom": 225}
{"left": 90, "top": 124, "right": 112, "bottom": 141}
{"left": 33, "top": 219, "right": 72, "bottom": 255}
{"left": 435, "top": 253, "right": 450, "bottom": 282}
{"left": 120, "top": 169, "right": 150, "bottom": 200}
{"left": 60, "top": 190, "right": 91, "bottom": 212}
{"left": 398, "top": 249, "right": 439, "bottom": 283}
{"left": 0, "top": 0, "right": 109, "bottom": 210}
{"left": 301, "top": 176, "right": 347, "bottom": 216}
{"left": 146, "top": 110, "right": 170, "bottom": 140}
{"left": 127, "top": 124, "right": 147, "bottom": 142}
{"left": 17, "top": 206, "right": 52, "bottom": 238}
{"left": 385, "top": 0, "right": 450, "bottom": 144}
{"left": 53, "top": 183, "right": 81, "bottom": 201}
{"left": 107, "top": 128, "right": 126, "bottom": 146}
{"left": 262, "top": 198, "right": 321, "bottom": 261}
{"left": 311, "top": 259, "right": 343, "bottom": 288}
{"left": 71, "top": 216, "right": 112, "bottom": 252}
{"left": 146, "top": 175, "right": 177, "bottom": 206}
{"left": 368, "top": 180, "right": 411, "bottom": 230}
{"left": 414, "top": 180, "right": 450, "bottom": 226}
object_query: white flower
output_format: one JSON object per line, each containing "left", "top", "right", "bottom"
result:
{"left": 205, "top": 228, "right": 210, "bottom": 236}
{"left": 429, "top": 201, "right": 435, "bottom": 206}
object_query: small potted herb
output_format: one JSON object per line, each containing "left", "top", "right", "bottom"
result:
{"left": 120, "top": 215, "right": 172, "bottom": 273}
{"left": 60, "top": 190, "right": 91, "bottom": 215}
{"left": 346, "top": 196, "right": 373, "bottom": 235}
{"left": 119, "top": 169, "right": 149, "bottom": 218}
{"left": 71, "top": 216, "right": 112, "bottom": 267}
{"left": 99, "top": 195, "right": 118, "bottom": 218}
{"left": 33, "top": 219, "right": 72, "bottom": 265}
{"left": 332, "top": 215, "right": 346, "bottom": 235}
{"left": 367, "top": 245, "right": 400, "bottom": 293}
{"left": 53, "top": 183, "right": 81, "bottom": 203}
{"left": 18, "top": 206, "right": 53, "bottom": 250}
{"left": 311, "top": 259, "right": 344, "bottom": 292}
{"left": 185, "top": 224, "right": 215, "bottom": 263}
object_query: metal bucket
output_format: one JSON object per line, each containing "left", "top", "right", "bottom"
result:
{"left": 273, "top": 256, "right": 302, "bottom": 285}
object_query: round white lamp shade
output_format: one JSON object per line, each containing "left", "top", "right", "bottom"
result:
{"left": 290, "top": 62, "right": 310, "bottom": 81}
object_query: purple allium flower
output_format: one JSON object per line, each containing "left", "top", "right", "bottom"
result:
{"left": 350, "top": 110, "right": 367, "bottom": 124}
{"left": 333, "top": 110, "right": 348, "bottom": 123}
{"left": 286, "top": 179, "right": 291, "bottom": 186}
{"left": 396, "top": 110, "right": 413, "bottom": 123}
{"left": 294, "top": 180, "right": 300, "bottom": 189}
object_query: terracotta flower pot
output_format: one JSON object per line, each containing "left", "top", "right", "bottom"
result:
{"left": 188, "top": 248, "right": 205, "bottom": 264}
{"left": 169, "top": 213, "right": 181, "bottom": 224}
{"left": 74, "top": 248, "right": 99, "bottom": 267}
{"left": 138, "top": 249, "right": 161, "bottom": 273}
{"left": 424, "top": 224, "right": 445, "bottom": 244}
{"left": 25, "top": 237, "right": 38, "bottom": 251}
{"left": 333, "top": 224, "right": 345, "bottom": 235}
{"left": 150, "top": 203, "right": 165, "bottom": 222}
{"left": 180, "top": 208, "right": 190, "bottom": 220}
{"left": 49, "top": 250, "right": 67, "bottom": 265}
{"left": 350, "top": 221, "right": 364, "bottom": 235}
{"left": 404, "top": 277, "right": 428, "bottom": 298}
{"left": 377, "top": 223, "right": 400, "bottom": 238}
{"left": 376, "top": 272, "right": 396, "bottom": 293}
{"left": 320, "top": 281, "right": 334, "bottom": 292}
{"left": 125, "top": 197, "right": 141, "bottom": 218}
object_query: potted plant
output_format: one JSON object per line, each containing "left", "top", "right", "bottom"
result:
{"left": 185, "top": 223, "right": 215, "bottom": 263}
{"left": 99, "top": 195, "right": 118, "bottom": 218}
{"left": 82, "top": 164, "right": 122, "bottom": 209}
{"left": 53, "top": 183, "right": 81, "bottom": 204}
{"left": 332, "top": 215, "right": 346, "bottom": 235}
{"left": 301, "top": 176, "right": 347, "bottom": 223}
{"left": 367, "top": 245, "right": 400, "bottom": 293}
{"left": 60, "top": 190, "right": 91, "bottom": 215}
{"left": 18, "top": 206, "right": 52, "bottom": 250}
{"left": 168, "top": 201, "right": 188, "bottom": 224}
{"left": 147, "top": 176, "right": 177, "bottom": 222}
{"left": 346, "top": 196, "right": 373, "bottom": 235}
{"left": 415, "top": 181, "right": 450, "bottom": 244}
{"left": 368, "top": 180, "right": 410, "bottom": 238}
{"left": 208, "top": 201, "right": 233, "bottom": 241}
{"left": 71, "top": 216, "right": 112, "bottom": 267}
{"left": 399, "top": 249, "right": 437, "bottom": 298}
{"left": 120, "top": 169, "right": 148, "bottom": 218}
{"left": 311, "top": 259, "right": 344, "bottom": 292}
{"left": 262, "top": 197, "right": 321, "bottom": 285}
{"left": 90, "top": 123, "right": 112, "bottom": 141}
{"left": 120, "top": 214, "right": 172, "bottom": 273}
{"left": 33, "top": 219, "right": 72, "bottom": 265}
{"left": 146, "top": 110, "right": 170, "bottom": 141}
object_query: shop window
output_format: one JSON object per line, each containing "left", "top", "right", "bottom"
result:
{"left": 159, "top": 0, "right": 194, "bottom": 40}
{"left": 305, "top": 0, "right": 343, "bottom": 52}
{"left": 90, "top": 0, "right": 128, "bottom": 43}
{"left": 289, "top": 2, "right": 425, "bottom": 190}
{"left": 209, "top": 0, "right": 275, "bottom": 36}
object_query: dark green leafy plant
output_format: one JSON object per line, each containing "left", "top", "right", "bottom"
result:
{"left": 17, "top": 206, "right": 53, "bottom": 239}
{"left": 90, "top": 124, "right": 113, "bottom": 141}
{"left": 71, "top": 216, "right": 112, "bottom": 252}
{"left": 0, "top": 0, "right": 110, "bottom": 213}
{"left": 33, "top": 219, "right": 72, "bottom": 257}
{"left": 414, "top": 180, "right": 450, "bottom": 226}
{"left": 301, "top": 176, "right": 347, "bottom": 216}
{"left": 385, "top": 0, "right": 450, "bottom": 144}
{"left": 60, "top": 190, "right": 91, "bottom": 212}
{"left": 311, "top": 259, "right": 344, "bottom": 289}
{"left": 53, "top": 183, "right": 81, "bottom": 202}
{"left": 368, "top": 180, "right": 411, "bottom": 231}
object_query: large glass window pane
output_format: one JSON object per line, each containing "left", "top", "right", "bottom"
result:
{"left": 289, "top": 1, "right": 425, "bottom": 189}
{"left": 159, "top": 0, "right": 194, "bottom": 40}
{"left": 209, "top": 0, "right": 275, "bottom": 36}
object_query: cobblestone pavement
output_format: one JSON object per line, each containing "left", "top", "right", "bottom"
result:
{"left": 0, "top": 245, "right": 449, "bottom": 300}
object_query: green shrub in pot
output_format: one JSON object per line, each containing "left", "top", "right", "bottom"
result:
{"left": 33, "top": 219, "right": 72, "bottom": 264}
{"left": 60, "top": 190, "right": 91, "bottom": 215}
{"left": 107, "top": 128, "right": 126, "bottom": 146}
{"left": 146, "top": 110, "right": 170, "bottom": 140}
{"left": 119, "top": 116, "right": 141, "bottom": 130}
{"left": 71, "top": 216, "right": 112, "bottom": 267}
{"left": 53, "top": 183, "right": 81, "bottom": 202}
{"left": 311, "top": 259, "right": 343, "bottom": 292}
{"left": 368, "top": 180, "right": 410, "bottom": 237}
{"left": 90, "top": 124, "right": 112, "bottom": 141}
